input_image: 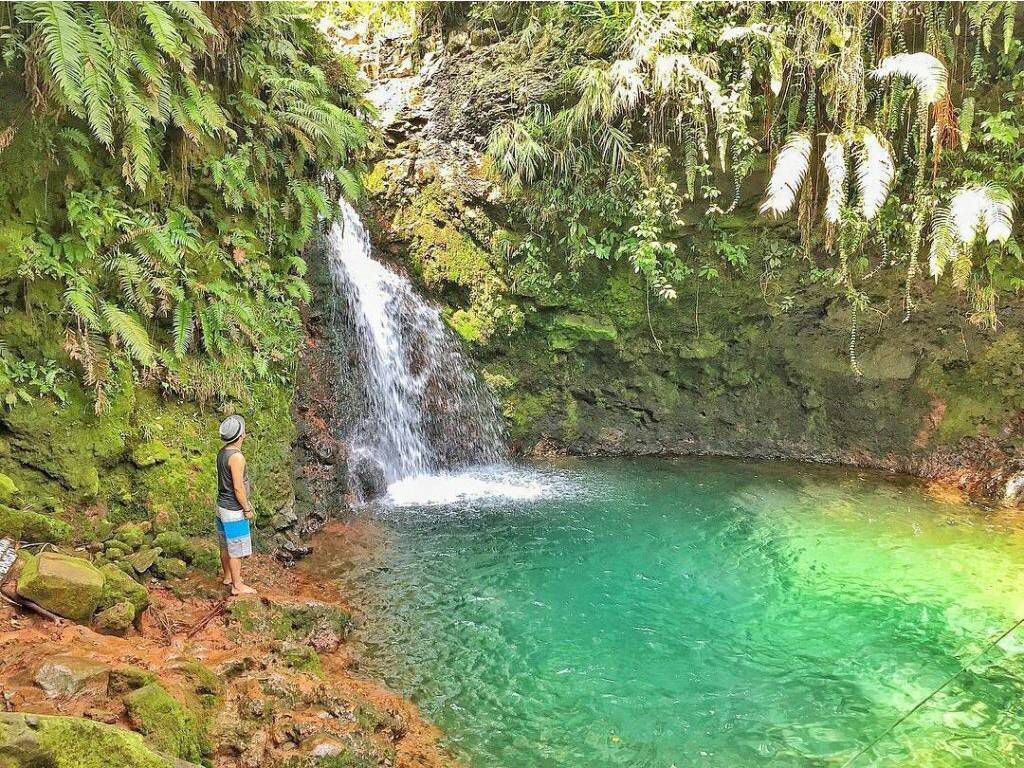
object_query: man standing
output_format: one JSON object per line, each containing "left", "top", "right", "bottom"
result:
{"left": 217, "top": 415, "right": 256, "bottom": 595}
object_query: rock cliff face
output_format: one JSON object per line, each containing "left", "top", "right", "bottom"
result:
{"left": 354, "top": 28, "right": 1024, "bottom": 503}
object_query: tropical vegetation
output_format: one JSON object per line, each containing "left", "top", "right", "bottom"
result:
{"left": 458, "top": 2, "right": 1023, "bottom": 365}
{"left": 0, "top": 1, "right": 368, "bottom": 410}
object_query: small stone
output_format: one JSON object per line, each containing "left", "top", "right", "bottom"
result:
{"left": 93, "top": 601, "right": 135, "bottom": 636}
{"left": 127, "top": 547, "right": 162, "bottom": 574}
{"left": 309, "top": 738, "right": 345, "bottom": 758}
{"left": 34, "top": 656, "right": 109, "bottom": 697}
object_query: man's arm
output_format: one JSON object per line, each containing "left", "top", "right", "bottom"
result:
{"left": 228, "top": 453, "right": 253, "bottom": 520}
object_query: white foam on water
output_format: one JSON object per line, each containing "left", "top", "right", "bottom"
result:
{"left": 385, "top": 465, "right": 576, "bottom": 508}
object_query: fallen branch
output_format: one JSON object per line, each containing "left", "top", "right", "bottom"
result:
{"left": 148, "top": 605, "right": 176, "bottom": 643}
{"left": 0, "top": 590, "right": 64, "bottom": 625}
{"left": 185, "top": 599, "right": 227, "bottom": 639}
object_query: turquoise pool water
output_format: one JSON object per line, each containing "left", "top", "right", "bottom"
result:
{"left": 336, "top": 459, "right": 1024, "bottom": 767}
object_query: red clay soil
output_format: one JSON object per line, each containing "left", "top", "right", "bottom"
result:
{"left": 0, "top": 526, "right": 455, "bottom": 768}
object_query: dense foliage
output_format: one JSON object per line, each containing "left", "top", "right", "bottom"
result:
{"left": 0, "top": 1, "right": 368, "bottom": 409}
{"left": 424, "top": 2, "right": 1021, "bottom": 367}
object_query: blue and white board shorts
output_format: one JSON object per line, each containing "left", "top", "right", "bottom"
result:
{"left": 216, "top": 506, "right": 252, "bottom": 558}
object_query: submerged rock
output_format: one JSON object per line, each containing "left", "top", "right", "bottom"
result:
{"left": 16, "top": 552, "right": 104, "bottom": 622}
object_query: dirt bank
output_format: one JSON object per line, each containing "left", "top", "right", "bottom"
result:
{"left": 0, "top": 526, "right": 453, "bottom": 768}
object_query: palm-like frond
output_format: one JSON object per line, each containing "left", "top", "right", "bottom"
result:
{"left": 822, "top": 134, "right": 847, "bottom": 225}
{"left": 760, "top": 132, "right": 811, "bottom": 217}
{"left": 930, "top": 183, "right": 1014, "bottom": 281}
{"left": 870, "top": 52, "right": 948, "bottom": 105}
{"left": 854, "top": 130, "right": 894, "bottom": 221}
{"left": 101, "top": 302, "right": 157, "bottom": 367}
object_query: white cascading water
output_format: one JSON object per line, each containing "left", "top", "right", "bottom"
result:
{"left": 327, "top": 199, "right": 509, "bottom": 500}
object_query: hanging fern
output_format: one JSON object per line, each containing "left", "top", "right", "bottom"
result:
{"left": 760, "top": 132, "right": 812, "bottom": 217}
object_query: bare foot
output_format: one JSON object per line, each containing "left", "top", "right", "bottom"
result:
{"left": 222, "top": 577, "right": 233, "bottom": 586}
{"left": 231, "top": 584, "right": 257, "bottom": 596}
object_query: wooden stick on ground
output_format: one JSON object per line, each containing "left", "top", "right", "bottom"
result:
{"left": 147, "top": 605, "right": 176, "bottom": 643}
{"left": 185, "top": 599, "right": 227, "bottom": 639}
{"left": 0, "top": 591, "right": 64, "bottom": 625}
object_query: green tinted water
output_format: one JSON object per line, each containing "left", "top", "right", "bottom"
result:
{"left": 336, "top": 459, "right": 1024, "bottom": 767}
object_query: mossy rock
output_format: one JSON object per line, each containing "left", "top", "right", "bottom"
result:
{"left": 16, "top": 552, "right": 104, "bottom": 623}
{"left": 151, "top": 531, "right": 190, "bottom": 562}
{"left": 124, "top": 683, "right": 208, "bottom": 763}
{"left": 152, "top": 557, "right": 186, "bottom": 580}
{"left": 94, "top": 600, "right": 135, "bottom": 636}
{"left": 98, "top": 563, "right": 150, "bottom": 616}
{"left": 0, "top": 506, "right": 72, "bottom": 544}
{"left": 281, "top": 643, "right": 323, "bottom": 677}
{"left": 130, "top": 441, "right": 170, "bottom": 468}
{"left": 103, "top": 543, "right": 130, "bottom": 560}
{"left": 127, "top": 547, "right": 161, "bottom": 574}
{"left": 0, "top": 712, "right": 195, "bottom": 768}
{"left": 114, "top": 523, "right": 146, "bottom": 551}
{"left": 108, "top": 666, "right": 158, "bottom": 697}
{"left": 0, "top": 473, "right": 17, "bottom": 504}
{"left": 548, "top": 313, "right": 617, "bottom": 350}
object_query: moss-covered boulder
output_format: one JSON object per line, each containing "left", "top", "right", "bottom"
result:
{"left": 151, "top": 557, "right": 186, "bottom": 580}
{"left": 0, "top": 712, "right": 196, "bottom": 768}
{"left": 0, "top": 506, "right": 72, "bottom": 543}
{"left": 151, "top": 531, "right": 190, "bottom": 562}
{"left": 127, "top": 547, "right": 161, "bottom": 575}
{"left": 94, "top": 600, "right": 135, "bottom": 636}
{"left": 114, "top": 523, "right": 146, "bottom": 551}
{"left": 124, "top": 683, "right": 208, "bottom": 763}
{"left": 16, "top": 552, "right": 104, "bottom": 622}
{"left": 0, "top": 473, "right": 18, "bottom": 504}
{"left": 98, "top": 563, "right": 150, "bottom": 617}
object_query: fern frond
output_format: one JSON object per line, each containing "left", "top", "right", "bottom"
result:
{"left": 822, "top": 134, "right": 847, "bottom": 225}
{"left": 871, "top": 52, "right": 948, "bottom": 105}
{"left": 760, "top": 131, "right": 811, "bottom": 217}
{"left": 854, "top": 130, "right": 894, "bottom": 221}
{"left": 172, "top": 299, "right": 194, "bottom": 358}
{"left": 101, "top": 302, "right": 157, "bottom": 366}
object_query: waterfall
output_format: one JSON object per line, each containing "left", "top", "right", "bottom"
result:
{"left": 327, "top": 199, "right": 506, "bottom": 494}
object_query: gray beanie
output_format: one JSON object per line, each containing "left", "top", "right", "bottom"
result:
{"left": 219, "top": 415, "right": 245, "bottom": 443}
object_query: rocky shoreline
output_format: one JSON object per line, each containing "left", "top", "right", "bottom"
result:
{"left": 0, "top": 523, "right": 455, "bottom": 768}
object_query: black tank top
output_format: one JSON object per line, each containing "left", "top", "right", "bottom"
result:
{"left": 217, "top": 448, "right": 249, "bottom": 511}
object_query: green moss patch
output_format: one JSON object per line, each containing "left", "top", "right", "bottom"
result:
{"left": 0, "top": 712, "right": 182, "bottom": 768}
{"left": 0, "top": 506, "right": 72, "bottom": 543}
{"left": 124, "top": 683, "right": 209, "bottom": 763}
